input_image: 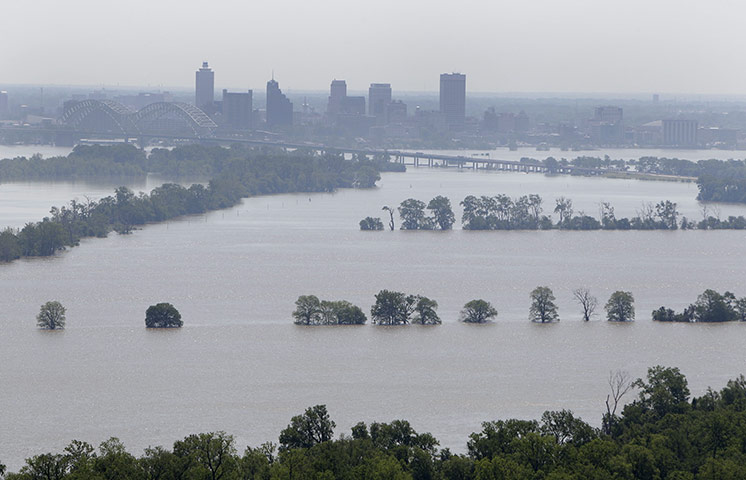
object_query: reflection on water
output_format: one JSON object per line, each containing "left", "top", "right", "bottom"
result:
{"left": 2, "top": 168, "right": 746, "bottom": 469}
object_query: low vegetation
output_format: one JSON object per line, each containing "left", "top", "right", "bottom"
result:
{"left": 0, "top": 145, "right": 395, "bottom": 263}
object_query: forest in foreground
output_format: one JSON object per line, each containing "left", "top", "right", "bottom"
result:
{"left": 4, "top": 366, "right": 746, "bottom": 480}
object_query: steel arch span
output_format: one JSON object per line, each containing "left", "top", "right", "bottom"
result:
{"left": 133, "top": 102, "right": 217, "bottom": 137}
{"left": 60, "top": 100, "right": 138, "bottom": 134}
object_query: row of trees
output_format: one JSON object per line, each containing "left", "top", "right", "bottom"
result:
{"left": 36, "top": 301, "right": 183, "bottom": 329}
{"left": 9, "top": 366, "right": 746, "bottom": 479}
{"left": 292, "top": 288, "right": 636, "bottom": 325}
{"left": 1, "top": 146, "right": 390, "bottom": 263}
{"left": 653, "top": 289, "right": 746, "bottom": 323}
{"left": 361, "top": 194, "right": 746, "bottom": 231}
{"left": 0, "top": 144, "right": 404, "bottom": 182}
{"left": 360, "top": 196, "right": 456, "bottom": 231}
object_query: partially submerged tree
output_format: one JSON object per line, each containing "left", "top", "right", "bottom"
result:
{"left": 359, "top": 217, "right": 384, "bottom": 231}
{"left": 529, "top": 287, "right": 559, "bottom": 323}
{"left": 572, "top": 287, "right": 598, "bottom": 321}
{"left": 412, "top": 296, "right": 441, "bottom": 325}
{"left": 293, "top": 295, "right": 322, "bottom": 325}
{"left": 460, "top": 299, "right": 498, "bottom": 323}
{"left": 381, "top": 206, "right": 395, "bottom": 231}
{"left": 37, "top": 300, "right": 66, "bottom": 330}
{"left": 370, "top": 290, "right": 418, "bottom": 325}
{"left": 427, "top": 195, "right": 456, "bottom": 230}
{"left": 145, "top": 303, "right": 183, "bottom": 328}
{"left": 605, "top": 291, "right": 635, "bottom": 322}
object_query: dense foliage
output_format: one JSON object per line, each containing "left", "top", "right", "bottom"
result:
{"left": 366, "top": 194, "right": 746, "bottom": 231}
{"left": 10, "top": 367, "right": 746, "bottom": 480}
{"left": 292, "top": 296, "right": 367, "bottom": 325}
{"left": 36, "top": 301, "right": 66, "bottom": 330}
{"left": 653, "top": 289, "right": 746, "bottom": 323}
{"left": 0, "top": 145, "right": 392, "bottom": 263}
{"left": 370, "top": 290, "right": 440, "bottom": 325}
{"left": 145, "top": 303, "right": 183, "bottom": 328}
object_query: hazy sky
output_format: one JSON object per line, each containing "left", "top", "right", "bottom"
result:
{"left": 2, "top": 0, "right": 745, "bottom": 94}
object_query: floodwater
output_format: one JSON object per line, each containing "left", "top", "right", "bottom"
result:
{"left": 2, "top": 167, "right": 746, "bottom": 469}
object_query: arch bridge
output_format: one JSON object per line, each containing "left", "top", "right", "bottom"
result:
{"left": 59, "top": 99, "right": 217, "bottom": 137}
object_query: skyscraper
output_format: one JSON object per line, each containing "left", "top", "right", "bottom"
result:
{"left": 0, "top": 91, "right": 8, "bottom": 119}
{"left": 222, "top": 89, "right": 253, "bottom": 130}
{"left": 328, "top": 80, "right": 347, "bottom": 116}
{"left": 195, "top": 61, "right": 214, "bottom": 111}
{"left": 439, "top": 73, "right": 466, "bottom": 127}
{"left": 368, "top": 83, "right": 392, "bottom": 125}
{"left": 266, "top": 78, "right": 293, "bottom": 127}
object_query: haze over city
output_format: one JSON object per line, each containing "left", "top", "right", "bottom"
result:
{"left": 3, "top": 0, "right": 745, "bottom": 94}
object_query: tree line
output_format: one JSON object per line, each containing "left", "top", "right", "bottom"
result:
{"left": 653, "top": 289, "right": 746, "bottom": 323}
{"left": 292, "top": 287, "right": 637, "bottom": 325}
{"left": 7, "top": 366, "right": 746, "bottom": 479}
{"left": 361, "top": 194, "right": 746, "bottom": 231}
{"left": 0, "top": 145, "right": 393, "bottom": 263}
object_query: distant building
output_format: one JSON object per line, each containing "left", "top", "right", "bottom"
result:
{"left": 653, "top": 94, "right": 660, "bottom": 103}
{"left": 368, "top": 83, "right": 392, "bottom": 124}
{"left": 195, "top": 61, "right": 214, "bottom": 111}
{"left": 663, "top": 119, "right": 698, "bottom": 146}
{"left": 222, "top": 89, "right": 253, "bottom": 129}
{"left": 594, "top": 106, "right": 623, "bottom": 124}
{"left": 387, "top": 100, "right": 407, "bottom": 124}
{"left": 328, "top": 80, "right": 347, "bottom": 116}
{"left": 0, "top": 91, "right": 8, "bottom": 119}
{"left": 589, "top": 106, "right": 624, "bottom": 144}
{"left": 266, "top": 78, "right": 293, "bottom": 127}
{"left": 439, "top": 73, "right": 466, "bottom": 127}
{"left": 343, "top": 96, "right": 366, "bottom": 116}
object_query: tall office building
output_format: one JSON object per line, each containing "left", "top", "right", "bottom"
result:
{"left": 328, "top": 80, "right": 347, "bottom": 116}
{"left": 195, "top": 61, "right": 214, "bottom": 111}
{"left": 222, "top": 89, "right": 253, "bottom": 129}
{"left": 0, "top": 91, "right": 8, "bottom": 119}
{"left": 266, "top": 78, "right": 293, "bottom": 127}
{"left": 663, "top": 119, "right": 698, "bottom": 146}
{"left": 368, "top": 83, "right": 392, "bottom": 124}
{"left": 439, "top": 73, "right": 466, "bottom": 127}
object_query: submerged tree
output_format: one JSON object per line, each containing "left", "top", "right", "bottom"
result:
{"left": 460, "top": 299, "right": 498, "bottom": 323}
{"left": 605, "top": 291, "right": 635, "bottom": 322}
{"left": 370, "top": 290, "right": 418, "bottom": 325}
{"left": 293, "top": 295, "right": 322, "bottom": 325}
{"left": 359, "top": 217, "right": 384, "bottom": 231}
{"left": 145, "top": 303, "right": 183, "bottom": 328}
{"left": 36, "top": 300, "right": 66, "bottom": 330}
{"left": 412, "top": 296, "right": 441, "bottom": 325}
{"left": 572, "top": 288, "right": 598, "bottom": 321}
{"left": 381, "top": 206, "right": 395, "bottom": 231}
{"left": 398, "top": 198, "right": 428, "bottom": 230}
{"left": 427, "top": 195, "right": 456, "bottom": 230}
{"left": 529, "top": 287, "right": 559, "bottom": 323}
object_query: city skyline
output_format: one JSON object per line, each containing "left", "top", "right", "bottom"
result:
{"left": 2, "top": 0, "right": 746, "bottom": 95}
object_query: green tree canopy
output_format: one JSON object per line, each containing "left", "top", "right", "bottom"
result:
{"left": 145, "top": 303, "right": 183, "bottom": 328}
{"left": 279, "top": 405, "right": 336, "bottom": 452}
{"left": 605, "top": 291, "right": 635, "bottom": 322}
{"left": 529, "top": 287, "right": 559, "bottom": 323}
{"left": 36, "top": 300, "right": 66, "bottom": 330}
{"left": 460, "top": 299, "right": 498, "bottom": 323}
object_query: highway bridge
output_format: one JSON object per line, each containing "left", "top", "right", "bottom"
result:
{"left": 1, "top": 98, "right": 601, "bottom": 176}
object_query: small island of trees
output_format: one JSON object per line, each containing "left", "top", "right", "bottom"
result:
{"left": 361, "top": 193, "right": 746, "bottom": 231}
{"left": 653, "top": 289, "right": 746, "bottom": 322}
